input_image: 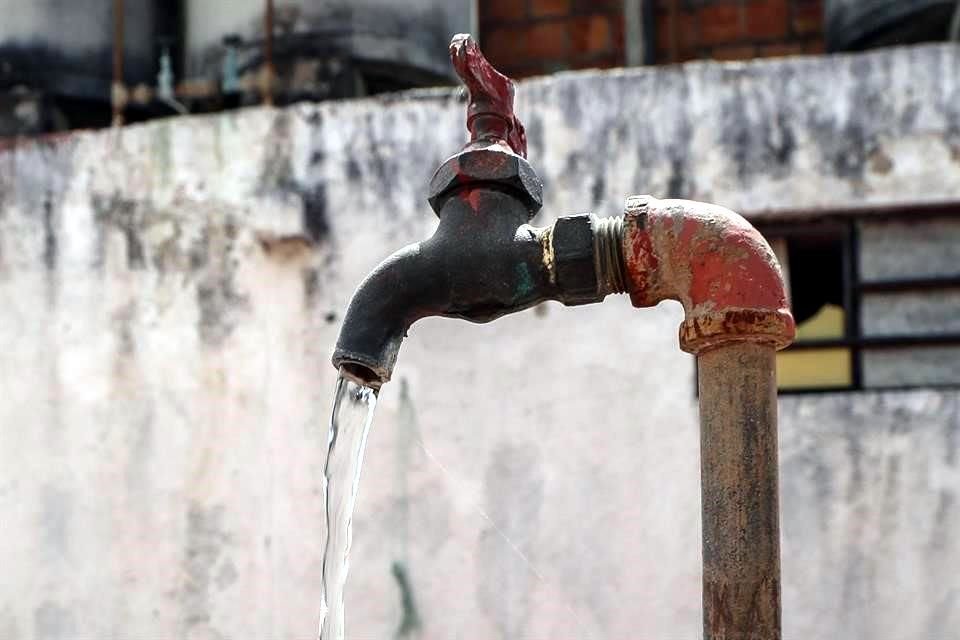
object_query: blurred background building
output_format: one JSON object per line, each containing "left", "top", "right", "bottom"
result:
{"left": 4, "top": 1, "right": 959, "bottom": 133}
{"left": 0, "top": 0, "right": 475, "bottom": 135}
{"left": 1, "top": 1, "right": 959, "bottom": 639}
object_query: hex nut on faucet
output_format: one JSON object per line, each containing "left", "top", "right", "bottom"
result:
{"left": 553, "top": 214, "right": 602, "bottom": 305}
{"left": 427, "top": 147, "right": 544, "bottom": 216}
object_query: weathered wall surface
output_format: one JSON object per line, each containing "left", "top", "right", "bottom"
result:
{"left": 1, "top": 44, "right": 958, "bottom": 639}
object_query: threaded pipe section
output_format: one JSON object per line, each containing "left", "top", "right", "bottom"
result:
{"left": 593, "top": 215, "right": 627, "bottom": 295}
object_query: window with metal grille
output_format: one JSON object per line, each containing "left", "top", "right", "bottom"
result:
{"left": 760, "top": 208, "right": 960, "bottom": 392}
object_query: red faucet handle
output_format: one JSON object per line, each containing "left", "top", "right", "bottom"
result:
{"left": 449, "top": 33, "right": 528, "bottom": 158}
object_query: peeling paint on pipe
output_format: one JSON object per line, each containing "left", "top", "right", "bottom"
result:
{"left": 619, "top": 194, "right": 793, "bottom": 640}
{"left": 621, "top": 195, "right": 795, "bottom": 354}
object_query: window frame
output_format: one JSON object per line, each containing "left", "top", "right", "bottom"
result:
{"left": 757, "top": 207, "right": 960, "bottom": 393}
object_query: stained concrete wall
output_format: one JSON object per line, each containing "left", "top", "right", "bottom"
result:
{"left": 1, "top": 44, "right": 958, "bottom": 639}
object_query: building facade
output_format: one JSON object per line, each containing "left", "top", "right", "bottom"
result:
{"left": 1, "top": 38, "right": 958, "bottom": 638}
{"left": 3, "top": 1, "right": 960, "bottom": 638}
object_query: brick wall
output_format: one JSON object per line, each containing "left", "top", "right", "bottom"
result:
{"left": 654, "top": 0, "right": 824, "bottom": 63}
{"left": 478, "top": 0, "right": 825, "bottom": 76}
{"left": 478, "top": 0, "right": 627, "bottom": 78}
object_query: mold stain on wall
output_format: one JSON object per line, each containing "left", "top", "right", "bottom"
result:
{"left": 476, "top": 442, "right": 543, "bottom": 639}
{"left": 181, "top": 503, "right": 231, "bottom": 637}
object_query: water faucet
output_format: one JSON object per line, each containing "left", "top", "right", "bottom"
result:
{"left": 332, "top": 34, "right": 605, "bottom": 387}
{"left": 332, "top": 34, "right": 795, "bottom": 640}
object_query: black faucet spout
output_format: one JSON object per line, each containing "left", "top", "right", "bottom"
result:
{"left": 333, "top": 186, "right": 561, "bottom": 388}
{"left": 333, "top": 241, "right": 441, "bottom": 387}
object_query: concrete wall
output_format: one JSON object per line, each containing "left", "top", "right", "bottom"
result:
{"left": 1, "top": 44, "right": 958, "bottom": 639}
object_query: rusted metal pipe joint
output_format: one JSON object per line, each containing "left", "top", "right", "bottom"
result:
{"left": 620, "top": 195, "right": 795, "bottom": 354}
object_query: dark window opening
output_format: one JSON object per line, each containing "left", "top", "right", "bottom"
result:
{"left": 760, "top": 210, "right": 960, "bottom": 393}
{"left": 787, "top": 230, "right": 845, "bottom": 326}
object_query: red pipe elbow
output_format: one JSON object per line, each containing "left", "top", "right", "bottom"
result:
{"left": 622, "top": 195, "right": 796, "bottom": 355}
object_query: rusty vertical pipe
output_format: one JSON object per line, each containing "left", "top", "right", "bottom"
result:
{"left": 698, "top": 342, "right": 781, "bottom": 640}
{"left": 621, "top": 196, "right": 791, "bottom": 640}
{"left": 112, "top": 0, "right": 126, "bottom": 126}
{"left": 263, "top": 0, "right": 275, "bottom": 106}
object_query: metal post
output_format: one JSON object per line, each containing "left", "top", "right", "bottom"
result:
{"left": 112, "top": 0, "right": 126, "bottom": 126}
{"left": 698, "top": 342, "right": 782, "bottom": 640}
{"left": 624, "top": 0, "right": 645, "bottom": 67}
{"left": 262, "top": 0, "right": 275, "bottom": 106}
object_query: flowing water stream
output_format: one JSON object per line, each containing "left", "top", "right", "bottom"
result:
{"left": 318, "top": 371, "right": 378, "bottom": 640}
{"left": 317, "top": 371, "right": 595, "bottom": 639}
